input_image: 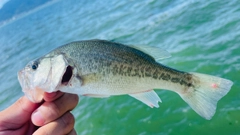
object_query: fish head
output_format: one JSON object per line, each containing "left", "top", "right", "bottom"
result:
{"left": 18, "top": 54, "right": 68, "bottom": 103}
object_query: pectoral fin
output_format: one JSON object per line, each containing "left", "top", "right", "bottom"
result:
{"left": 129, "top": 90, "right": 161, "bottom": 108}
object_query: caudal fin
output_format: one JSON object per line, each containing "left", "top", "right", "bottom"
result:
{"left": 179, "top": 72, "right": 233, "bottom": 120}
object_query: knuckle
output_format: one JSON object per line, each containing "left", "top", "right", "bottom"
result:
{"left": 67, "top": 129, "right": 77, "bottom": 135}
{"left": 62, "top": 94, "right": 79, "bottom": 111}
{"left": 71, "top": 94, "right": 79, "bottom": 107}
{"left": 61, "top": 112, "right": 75, "bottom": 129}
{"left": 45, "top": 101, "right": 61, "bottom": 119}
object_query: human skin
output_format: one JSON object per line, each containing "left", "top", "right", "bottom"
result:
{"left": 0, "top": 91, "right": 79, "bottom": 135}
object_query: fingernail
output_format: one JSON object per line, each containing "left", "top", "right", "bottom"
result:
{"left": 32, "top": 110, "right": 45, "bottom": 126}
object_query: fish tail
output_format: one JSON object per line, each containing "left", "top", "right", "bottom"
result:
{"left": 178, "top": 72, "right": 233, "bottom": 120}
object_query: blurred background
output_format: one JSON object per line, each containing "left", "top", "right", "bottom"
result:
{"left": 0, "top": 0, "right": 239, "bottom": 134}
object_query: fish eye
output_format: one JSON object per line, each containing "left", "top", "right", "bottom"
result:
{"left": 32, "top": 62, "right": 38, "bottom": 70}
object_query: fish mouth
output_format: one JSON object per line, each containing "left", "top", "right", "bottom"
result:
{"left": 61, "top": 65, "right": 73, "bottom": 86}
{"left": 18, "top": 69, "right": 44, "bottom": 103}
{"left": 24, "top": 87, "right": 44, "bottom": 103}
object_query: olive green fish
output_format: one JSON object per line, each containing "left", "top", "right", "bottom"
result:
{"left": 18, "top": 39, "right": 233, "bottom": 120}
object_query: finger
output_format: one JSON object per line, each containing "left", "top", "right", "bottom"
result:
{"left": 33, "top": 112, "right": 75, "bottom": 135}
{"left": 0, "top": 96, "right": 39, "bottom": 129}
{"left": 43, "top": 91, "right": 64, "bottom": 102}
{"left": 31, "top": 93, "right": 79, "bottom": 126}
{"left": 67, "top": 129, "right": 77, "bottom": 135}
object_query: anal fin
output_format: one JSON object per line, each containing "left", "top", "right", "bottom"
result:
{"left": 83, "top": 94, "right": 110, "bottom": 98}
{"left": 129, "top": 90, "right": 161, "bottom": 108}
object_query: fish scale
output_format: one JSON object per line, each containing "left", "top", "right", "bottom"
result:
{"left": 57, "top": 40, "right": 188, "bottom": 86}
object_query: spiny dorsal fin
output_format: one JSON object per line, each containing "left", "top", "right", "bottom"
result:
{"left": 129, "top": 45, "right": 171, "bottom": 62}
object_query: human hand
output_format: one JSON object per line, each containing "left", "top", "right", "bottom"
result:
{"left": 0, "top": 91, "right": 79, "bottom": 135}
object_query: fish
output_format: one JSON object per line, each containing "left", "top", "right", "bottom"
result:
{"left": 18, "top": 39, "right": 233, "bottom": 120}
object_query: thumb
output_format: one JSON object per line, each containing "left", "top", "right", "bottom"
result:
{"left": 0, "top": 96, "right": 39, "bottom": 127}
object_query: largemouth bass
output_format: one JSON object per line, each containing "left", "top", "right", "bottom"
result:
{"left": 18, "top": 39, "right": 233, "bottom": 120}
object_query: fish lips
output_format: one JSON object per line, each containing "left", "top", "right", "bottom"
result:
{"left": 18, "top": 68, "right": 44, "bottom": 103}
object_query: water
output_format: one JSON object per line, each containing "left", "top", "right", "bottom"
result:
{"left": 0, "top": 0, "right": 239, "bottom": 134}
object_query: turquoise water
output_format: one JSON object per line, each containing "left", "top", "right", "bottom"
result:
{"left": 0, "top": 0, "right": 240, "bottom": 134}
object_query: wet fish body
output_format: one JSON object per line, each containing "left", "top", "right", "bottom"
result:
{"left": 18, "top": 39, "right": 233, "bottom": 120}
{"left": 56, "top": 40, "right": 189, "bottom": 95}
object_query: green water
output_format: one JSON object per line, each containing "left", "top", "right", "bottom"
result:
{"left": 0, "top": 0, "right": 239, "bottom": 134}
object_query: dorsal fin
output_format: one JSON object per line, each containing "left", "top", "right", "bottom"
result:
{"left": 129, "top": 45, "right": 171, "bottom": 62}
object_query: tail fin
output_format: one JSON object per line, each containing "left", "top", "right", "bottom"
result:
{"left": 179, "top": 72, "right": 233, "bottom": 120}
